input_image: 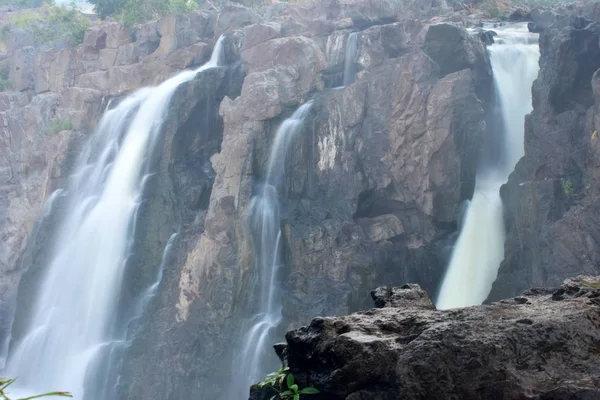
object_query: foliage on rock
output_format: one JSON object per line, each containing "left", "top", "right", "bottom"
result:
{"left": 121, "top": 0, "right": 200, "bottom": 26}
{"left": 4, "top": 3, "right": 91, "bottom": 45}
{"left": 0, "top": 65, "right": 11, "bottom": 91}
{"left": 257, "top": 366, "right": 320, "bottom": 400}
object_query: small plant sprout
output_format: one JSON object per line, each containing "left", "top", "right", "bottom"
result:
{"left": 257, "top": 366, "right": 320, "bottom": 400}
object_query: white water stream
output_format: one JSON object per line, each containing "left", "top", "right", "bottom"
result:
{"left": 342, "top": 32, "right": 360, "bottom": 87}
{"left": 2, "top": 37, "right": 225, "bottom": 399}
{"left": 228, "top": 101, "right": 313, "bottom": 399}
{"left": 436, "top": 24, "right": 539, "bottom": 309}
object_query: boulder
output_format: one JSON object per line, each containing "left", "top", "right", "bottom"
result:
{"left": 153, "top": 14, "right": 200, "bottom": 58}
{"left": 422, "top": 23, "right": 492, "bottom": 100}
{"left": 251, "top": 277, "right": 600, "bottom": 400}
{"left": 241, "top": 36, "right": 327, "bottom": 95}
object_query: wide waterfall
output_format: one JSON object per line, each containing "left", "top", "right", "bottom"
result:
{"left": 342, "top": 32, "right": 360, "bottom": 87}
{"left": 228, "top": 101, "right": 313, "bottom": 399}
{"left": 436, "top": 24, "right": 540, "bottom": 309}
{"left": 2, "top": 38, "right": 225, "bottom": 398}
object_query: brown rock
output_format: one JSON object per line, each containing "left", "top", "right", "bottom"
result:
{"left": 10, "top": 46, "right": 36, "bottom": 92}
{"left": 253, "top": 278, "right": 600, "bottom": 400}
{"left": 34, "top": 48, "right": 74, "bottom": 93}
{"left": 242, "top": 23, "right": 281, "bottom": 51}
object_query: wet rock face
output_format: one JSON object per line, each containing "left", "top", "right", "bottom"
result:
{"left": 490, "top": 13, "right": 600, "bottom": 301}
{"left": 252, "top": 277, "right": 600, "bottom": 400}
{"left": 278, "top": 24, "right": 488, "bottom": 325}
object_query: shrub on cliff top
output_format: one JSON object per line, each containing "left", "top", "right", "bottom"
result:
{"left": 0, "top": 65, "right": 11, "bottom": 92}
{"left": 5, "top": 4, "right": 90, "bottom": 45}
{"left": 0, "top": 0, "right": 45, "bottom": 9}
{"left": 120, "top": 0, "right": 198, "bottom": 26}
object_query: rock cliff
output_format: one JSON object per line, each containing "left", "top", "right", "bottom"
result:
{"left": 0, "top": 0, "right": 492, "bottom": 397}
{"left": 251, "top": 276, "right": 600, "bottom": 400}
{"left": 2, "top": 0, "right": 600, "bottom": 399}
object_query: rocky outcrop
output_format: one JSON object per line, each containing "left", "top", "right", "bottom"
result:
{"left": 489, "top": 10, "right": 600, "bottom": 301}
{"left": 252, "top": 276, "right": 600, "bottom": 400}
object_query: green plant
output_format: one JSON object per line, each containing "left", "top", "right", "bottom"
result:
{"left": 88, "top": 0, "right": 127, "bottom": 19}
{"left": 120, "top": 0, "right": 199, "bottom": 26}
{"left": 6, "top": 4, "right": 90, "bottom": 45}
{"left": 49, "top": 117, "right": 73, "bottom": 133}
{"left": 0, "top": 65, "right": 11, "bottom": 91}
{"left": 170, "top": 0, "right": 198, "bottom": 13}
{"left": 580, "top": 279, "right": 600, "bottom": 289}
{"left": 257, "top": 366, "right": 320, "bottom": 400}
{"left": 481, "top": 0, "right": 504, "bottom": 19}
{"left": 0, "top": 0, "right": 47, "bottom": 8}
{"left": 121, "top": 0, "right": 169, "bottom": 26}
{"left": 562, "top": 177, "right": 574, "bottom": 198}
{"left": 0, "top": 377, "right": 71, "bottom": 400}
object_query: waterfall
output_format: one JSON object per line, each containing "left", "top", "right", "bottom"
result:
{"left": 436, "top": 23, "right": 540, "bottom": 310}
{"left": 342, "top": 32, "right": 360, "bottom": 87}
{"left": 2, "top": 37, "right": 225, "bottom": 398}
{"left": 228, "top": 101, "right": 313, "bottom": 399}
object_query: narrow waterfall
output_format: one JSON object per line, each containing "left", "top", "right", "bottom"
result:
{"left": 436, "top": 24, "right": 540, "bottom": 309}
{"left": 342, "top": 32, "right": 360, "bottom": 86}
{"left": 2, "top": 38, "right": 225, "bottom": 398}
{"left": 229, "top": 102, "right": 313, "bottom": 399}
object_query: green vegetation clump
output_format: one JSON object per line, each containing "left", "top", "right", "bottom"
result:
{"left": 87, "top": 0, "right": 200, "bottom": 26}
{"left": 5, "top": 4, "right": 91, "bottom": 45}
{"left": 562, "top": 177, "right": 574, "bottom": 198}
{"left": 257, "top": 366, "right": 320, "bottom": 400}
{"left": 580, "top": 279, "right": 600, "bottom": 289}
{"left": 49, "top": 116, "right": 73, "bottom": 133}
{"left": 0, "top": 377, "right": 72, "bottom": 400}
{"left": 0, "top": 65, "right": 11, "bottom": 91}
{"left": 481, "top": 0, "right": 504, "bottom": 19}
{"left": 0, "top": 0, "right": 45, "bottom": 9}
{"left": 478, "top": 0, "right": 578, "bottom": 19}
{"left": 121, "top": 0, "right": 198, "bottom": 26}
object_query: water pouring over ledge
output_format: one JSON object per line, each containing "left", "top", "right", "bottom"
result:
{"left": 436, "top": 24, "right": 540, "bottom": 310}
{"left": 227, "top": 101, "right": 314, "bottom": 400}
{"left": 2, "top": 37, "right": 226, "bottom": 399}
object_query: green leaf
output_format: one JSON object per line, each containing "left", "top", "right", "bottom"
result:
{"left": 286, "top": 373, "right": 295, "bottom": 388}
{"left": 17, "top": 392, "right": 73, "bottom": 400}
{"left": 300, "top": 387, "right": 320, "bottom": 394}
{"left": 293, "top": 394, "right": 300, "bottom": 400}
{"left": 281, "top": 390, "right": 293, "bottom": 396}
{"left": 290, "top": 384, "right": 298, "bottom": 392}
{"left": 0, "top": 378, "right": 16, "bottom": 391}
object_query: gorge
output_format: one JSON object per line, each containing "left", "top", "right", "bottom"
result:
{"left": 0, "top": 0, "right": 599, "bottom": 399}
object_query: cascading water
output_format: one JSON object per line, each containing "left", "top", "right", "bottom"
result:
{"left": 436, "top": 24, "right": 540, "bottom": 310}
{"left": 228, "top": 102, "right": 313, "bottom": 399}
{"left": 342, "top": 32, "right": 360, "bottom": 87}
{"left": 2, "top": 37, "right": 225, "bottom": 398}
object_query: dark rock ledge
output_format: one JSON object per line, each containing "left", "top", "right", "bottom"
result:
{"left": 250, "top": 276, "right": 600, "bottom": 400}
